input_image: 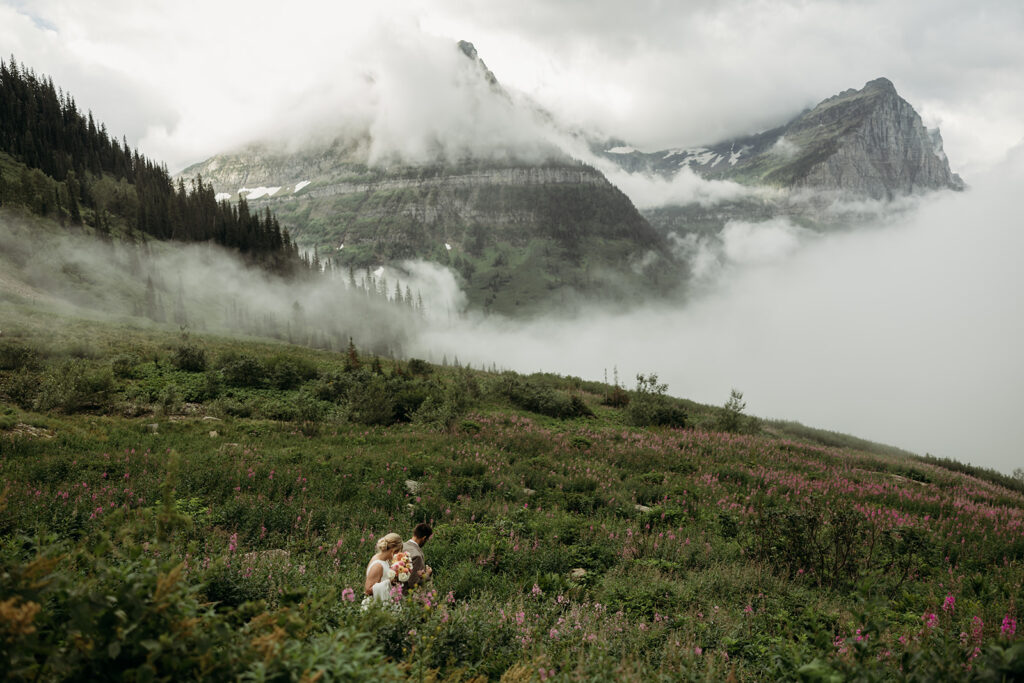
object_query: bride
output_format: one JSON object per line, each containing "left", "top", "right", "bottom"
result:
{"left": 363, "top": 533, "right": 403, "bottom": 607}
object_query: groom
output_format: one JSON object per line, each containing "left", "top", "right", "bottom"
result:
{"left": 402, "top": 523, "right": 433, "bottom": 590}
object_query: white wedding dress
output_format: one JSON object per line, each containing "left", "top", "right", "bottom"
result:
{"left": 361, "top": 558, "right": 396, "bottom": 610}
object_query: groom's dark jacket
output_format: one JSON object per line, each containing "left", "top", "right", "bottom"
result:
{"left": 403, "top": 539, "right": 426, "bottom": 590}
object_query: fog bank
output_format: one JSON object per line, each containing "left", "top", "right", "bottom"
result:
{"left": 411, "top": 146, "right": 1024, "bottom": 474}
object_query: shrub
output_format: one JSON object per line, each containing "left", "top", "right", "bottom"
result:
{"left": 347, "top": 376, "right": 396, "bottom": 426}
{"left": 265, "top": 354, "right": 318, "bottom": 390}
{"left": 110, "top": 353, "right": 141, "bottom": 379}
{"left": 0, "top": 342, "right": 40, "bottom": 371}
{"left": 34, "top": 359, "right": 113, "bottom": 413}
{"left": 496, "top": 373, "right": 594, "bottom": 419}
{"left": 390, "top": 380, "right": 429, "bottom": 422}
{"left": 1, "top": 368, "right": 39, "bottom": 409}
{"left": 172, "top": 344, "right": 207, "bottom": 372}
{"left": 626, "top": 373, "right": 686, "bottom": 428}
{"left": 209, "top": 397, "right": 252, "bottom": 418}
{"left": 218, "top": 353, "right": 266, "bottom": 388}
{"left": 603, "top": 384, "right": 630, "bottom": 408}
{"left": 310, "top": 371, "right": 355, "bottom": 403}
{"left": 714, "top": 388, "right": 747, "bottom": 433}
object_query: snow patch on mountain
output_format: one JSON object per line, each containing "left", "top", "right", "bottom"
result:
{"left": 239, "top": 186, "right": 281, "bottom": 199}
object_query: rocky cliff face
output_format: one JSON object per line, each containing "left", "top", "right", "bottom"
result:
{"left": 779, "top": 78, "right": 964, "bottom": 199}
{"left": 176, "top": 40, "right": 676, "bottom": 314}
{"left": 600, "top": 78, "right": 964, "bottom": 200}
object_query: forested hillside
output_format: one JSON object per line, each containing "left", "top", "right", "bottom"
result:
{"left": 0, "top": 58, "right": 305, "bottom": 275}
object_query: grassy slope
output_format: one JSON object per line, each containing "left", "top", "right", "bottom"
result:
{"left": 2, "top": 301, "right": 1023, "bottom": 680}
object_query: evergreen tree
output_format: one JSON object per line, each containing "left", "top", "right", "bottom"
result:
{"left": 0, "top": 55, "right": 303, "bottom": 274}
{"left": 344, "top": 337, "right": 361, "bottom": 372}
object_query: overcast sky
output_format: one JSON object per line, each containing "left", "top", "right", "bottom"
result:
{"left": 3, "top": 1, "right": 1024, "bottom": 473}
{"left": 2, "top": 0, "right": 1023, "bottom": 175}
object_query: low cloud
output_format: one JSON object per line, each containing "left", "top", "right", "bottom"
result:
{"left": 665, "top": 218, "right": 813, "bottom": 286}
{"left": 409, "top": 145, "right": 1024, "bottom": 474}
{"left": 770, "top": 137, "right": 799, "bottom": 160}
{"left": 4, "top": 149, "right": 1022, "bottom": 474}
{"left": 600, "top": 165, "right": 757, "bottom": 209}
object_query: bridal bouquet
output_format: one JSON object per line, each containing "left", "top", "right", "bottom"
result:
{"left": 391, "top": 551, "right": 413, "bottom": 583}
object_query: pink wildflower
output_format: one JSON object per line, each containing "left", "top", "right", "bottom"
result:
{"left": 531, "top": 583, "right": 543, "bottom": 597}
{"left": 923, "top": 612, "right": 939, "bottom": 629}
{"left": 971, "top": 616, "right": 984, "bottom": 645}
{"left": 1002, "top": 615, "right": 1017, "bottom": 637}
{"left": 942, "top": 594, "right": 956, "bottom": 612}
{"left": 341, "top": 587, "right": 355, "bottom": 602}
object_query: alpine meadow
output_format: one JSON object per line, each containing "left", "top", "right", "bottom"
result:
{"left": 2, "top": 1, "right": 1024, "bottom": 681}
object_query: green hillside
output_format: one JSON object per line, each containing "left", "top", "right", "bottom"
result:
{"left": 1, "top": 303, "right": 1022, "bottom": 681}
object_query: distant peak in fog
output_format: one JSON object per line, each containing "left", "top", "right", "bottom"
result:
{"left": 595, "top": 77, "right": 964, "bottom": 202}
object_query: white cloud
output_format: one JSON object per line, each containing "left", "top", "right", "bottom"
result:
{"left": 411, "top": 146, "right": 1024, "bottom": 474}
{"left": 4, "top": 0, "right": 1023, "bottom": 174}
{"left": 719, "top": 219, "right": 810, "bottom": 265}
{"left": 600, "top": 165, "right": 756, "bottom": 209}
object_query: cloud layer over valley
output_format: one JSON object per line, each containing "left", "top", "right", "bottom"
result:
{"left": 411, "top": 149, "right": 1024, "bottom": 474}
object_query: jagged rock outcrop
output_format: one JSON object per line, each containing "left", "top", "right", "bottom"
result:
{"left": 776, "top": 78, "right": 964, "bottom": 199}
{"left": 599, "top": 77, "right": 964, "bottom": 200}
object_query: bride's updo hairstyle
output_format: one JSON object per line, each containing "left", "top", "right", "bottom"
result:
{"left": 375, "top": 533, "right": 403, "bottom": 553}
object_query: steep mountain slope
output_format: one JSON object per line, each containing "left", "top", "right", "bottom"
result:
{"left": 600, "top": 78, "right": 963, "bottom": 200}
{"left": 179, "top": 43, "right": 672, "bottom": 315}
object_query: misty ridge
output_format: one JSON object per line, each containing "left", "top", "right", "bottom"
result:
{"left": 0, "top": 212, "right": 465, "bottom": 359}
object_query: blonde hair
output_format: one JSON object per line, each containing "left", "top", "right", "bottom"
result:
{"left": 375, "top": 533, "right": 403, "bottom": 553}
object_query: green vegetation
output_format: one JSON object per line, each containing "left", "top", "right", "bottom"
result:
{"left": 0, "top": 57, "right": 307, "bottom": 274}
{"left": 1, "top": 304, "right": 1022, "bottom": 680}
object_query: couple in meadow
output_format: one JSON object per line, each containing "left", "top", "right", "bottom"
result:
{"left": 362, "top": 523, "right": 433, "bottom": 608}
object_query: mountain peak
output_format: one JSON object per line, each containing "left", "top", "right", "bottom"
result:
{"left": 457, "top": 39, "right": 500, "bottom": 89}
{"left": 863, "top": 76, "right": 897, "bottom": 94}
{"left": 597, "top": 77, "right": 963, "bottom": 201}
{"left": 457, "top": 40, "right": 479, "bottom": 60}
